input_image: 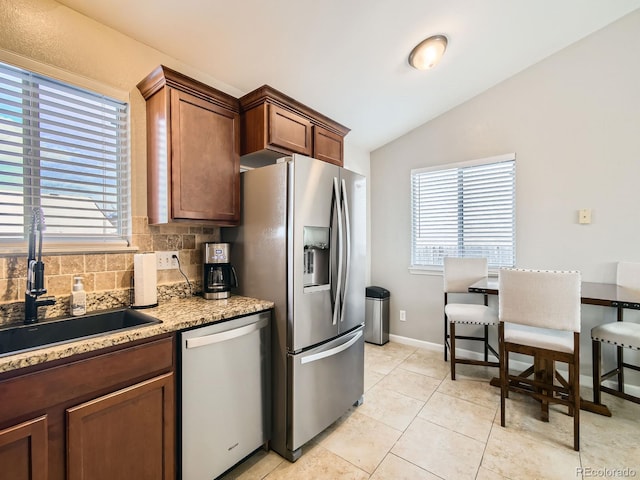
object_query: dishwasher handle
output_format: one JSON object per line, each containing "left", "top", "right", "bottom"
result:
{"left": 185, "top": 316, "right": 269, "bottom": 349}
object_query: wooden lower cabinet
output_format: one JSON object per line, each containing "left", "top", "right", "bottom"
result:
{"left": 0, "top": 334, "right": 175, "bottom": 480}
{"left": 67, "top": 373, "right": 174, "bottom": 480}
{"left": 0, "top": 416, "right": 48, "bottom": 480}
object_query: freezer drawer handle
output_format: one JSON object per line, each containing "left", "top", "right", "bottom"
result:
{"left": 185, "top": 316, "right": 269, "bottom": 349}
{"left": 300, "top": 330, "right": 362, "bottom": 365}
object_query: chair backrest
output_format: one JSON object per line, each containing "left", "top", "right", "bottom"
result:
{"left": 499, "top": 268, "right": 581, "bottom": 332}
{"left": 617, "top": 262, "right": 640, "bottom": 291}
{"left": 443, "top": 257, "right": 488, "bottom": 293}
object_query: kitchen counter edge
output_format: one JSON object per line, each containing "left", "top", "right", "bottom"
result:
{"left": 0, "top": 295, "right": 274, "bottom": 374}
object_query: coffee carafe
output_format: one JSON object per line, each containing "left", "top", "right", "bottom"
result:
{"left": 202, "top": 243, "right": 238, "bottom": 299}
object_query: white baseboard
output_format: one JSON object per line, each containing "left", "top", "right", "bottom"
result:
{"left": 388, "top": 334, "right": 640, "bottom": 397}
{"left": 388, "top": 334, "right": 442, "bottom": 352}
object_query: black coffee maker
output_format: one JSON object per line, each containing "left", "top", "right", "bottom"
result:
{"left": 202, "top": 242, "right": 238, "bottom": 299}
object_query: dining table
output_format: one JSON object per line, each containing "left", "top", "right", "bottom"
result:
{"left": 468, "top": 278, "right": 640, "bottom": 416}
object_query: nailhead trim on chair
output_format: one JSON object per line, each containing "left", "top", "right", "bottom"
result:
{"left": 452, "top": 320, "right": 498, "bottom": 325}
{"left": 501, "top": 268, "right": 581, "bottom": 274}
{"left": 591, "top": 322, "right": 640, "bottom": 351}
{"left": 591, "top": 336, "right": 640, "bottom": 351}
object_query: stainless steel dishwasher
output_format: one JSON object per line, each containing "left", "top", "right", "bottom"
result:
{"left": 179, "top": 311, "right": 270, "bottom": 480}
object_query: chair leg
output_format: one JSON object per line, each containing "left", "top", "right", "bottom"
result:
{"left": 450, "top": 321, "right": 456, "bottom": 380}
{"left": 499, "top": 322, "right": 506, "bottom": 426}
{"left": 617, "top": 345, "right": 624, "bottom": 393}
{"left": 616, "top": 306, "right": 624, "bottom": 393}
{"left": 574, "top": 396, "right": 580, "bottom": 451}
{"left": 592, "top": 339, "right": 601, "bottom": 405}
{"left": 483, "top": 324, "right": 489, "bottom": 362}
{"left": 573, "top": 332, "right": 580, "bottom": 451}
{"left": 443, "top": 312, "right": 448, "bottom": 362}
{"left": 568, "top": 360, "right": 574, "bottom": 417}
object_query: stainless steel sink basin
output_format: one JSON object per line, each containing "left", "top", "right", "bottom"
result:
{"left": 0, "top": 308, "right": 161, "bottom": 358}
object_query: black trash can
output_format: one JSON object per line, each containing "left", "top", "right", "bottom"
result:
{"left": 365, "top": 286, "right": 390, "bottom": 345}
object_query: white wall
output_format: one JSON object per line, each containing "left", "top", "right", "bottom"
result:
{"left": 370, "top": 10, "right": 640, "bottom": 378}
{"left": 344, "top": 143, "right": 372, "bottom": 285}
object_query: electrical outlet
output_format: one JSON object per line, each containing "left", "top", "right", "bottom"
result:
{"left": 400, "top": 310, "right": 406, "bottom": 321}
{"left": 156, "top": 251, "right": 179, "bottom": 270}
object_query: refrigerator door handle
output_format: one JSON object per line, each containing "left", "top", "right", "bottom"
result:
{"left": 300, "top": 330, "right": 363, "bottom": 365}
{"left": 332, "top": 177, "right": 344, "bottom": 326}
{"left": 339, "top": 178, "right": 351, "bottom": 324}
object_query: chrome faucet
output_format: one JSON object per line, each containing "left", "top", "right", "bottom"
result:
{"left": 25, "top": 207, "right": 55, "bottom": 324}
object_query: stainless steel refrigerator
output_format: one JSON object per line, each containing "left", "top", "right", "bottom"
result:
{"left": 223, "top": 154, "right": 366, "bottom": 462}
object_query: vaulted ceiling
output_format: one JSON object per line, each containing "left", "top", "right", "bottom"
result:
{"left": 56, "top": 0, "right": 640, "bottom": 152}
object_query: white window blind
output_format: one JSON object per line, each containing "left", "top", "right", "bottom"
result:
{"left": 0, "top": 60, "right": 130, "bottom": 246}
{"left": 411, "top": 154, "right": 515, "bottom": 269}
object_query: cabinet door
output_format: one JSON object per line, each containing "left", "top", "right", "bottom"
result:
{"left": 0, "top": 416, "right": 48, "bottom": 480}
{"left": 66, "top": 373, "right": 174, "bottom": 480}
{"left": 171, "top": 89, "right": 240, "bottom": 224}
{"left": 268, "top": 104, "right": 312, "bottom": 156}
{"left": 313, "top": 125, "right": 344, "bottom": 166}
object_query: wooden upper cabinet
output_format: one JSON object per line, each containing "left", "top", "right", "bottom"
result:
{"left": 268, "top": 104, "right": 312, "bottom": 156}
{"left": 137, "top": 66, "right": 240, "bottom": 225}
{"left": 239, "top": 85, "right": 349, "bottom": 166}
{"left": 313, "top": 125, "right": 343, "bottom": 166}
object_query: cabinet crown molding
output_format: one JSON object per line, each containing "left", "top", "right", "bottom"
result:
{"left": 239, "top": 85, "right": 350, "bottom": 137}
{"left": 137, "top": 65, "right": 239, "bottom": 113}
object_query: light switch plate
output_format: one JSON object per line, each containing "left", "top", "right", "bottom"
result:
{"left": 578, "top": 208, "right": 592, "bottom": 224}
{"left": 156, "top": 251, "right": 179, "bottom": 270}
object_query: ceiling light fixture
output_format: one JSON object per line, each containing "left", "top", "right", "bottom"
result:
{"left": 408, "top": 35, "right": 448, "bottom": 70}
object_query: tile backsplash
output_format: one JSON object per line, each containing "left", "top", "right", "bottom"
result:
{"left": 0, "top": 217, "right": 220, "bottom": 325}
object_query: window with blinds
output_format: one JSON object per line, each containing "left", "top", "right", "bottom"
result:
{"left": 0, "top": 60, "right": 130, "bottom": 247}
{"left": 411, "top": 154, "right": 515, "bottom": 269}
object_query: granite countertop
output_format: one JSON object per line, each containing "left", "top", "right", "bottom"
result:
{"left": 0, "top": 295, "right": 274, "bottom": 374}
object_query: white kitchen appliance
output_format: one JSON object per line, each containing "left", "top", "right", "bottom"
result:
{"left": 223, "top": 154, "right": 366, "bottom": 461}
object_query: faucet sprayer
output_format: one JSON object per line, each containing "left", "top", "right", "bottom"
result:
{"left": 25, "top": 207, "right": 55, "bottom": 323}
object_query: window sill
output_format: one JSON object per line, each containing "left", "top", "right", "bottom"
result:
{"left": 409, "top": 266, "right": 442, "bottom": 276}
{"left": 409, "top": 266, "right": 500, "bottom": 277}
{"left": 0, "top": 243, "right": 139, "bottom": 257}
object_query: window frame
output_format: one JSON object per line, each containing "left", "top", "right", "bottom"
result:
{"left": 0, "top": 51, "right": 133, "bottom": 255}
{"left": 409, "top": 153, "right": 516, "bottom": 274}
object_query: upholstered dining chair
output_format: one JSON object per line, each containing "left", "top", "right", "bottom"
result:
{"left": 592, "top": 261, "right": 640, "bottom": 406}
{"left": 498, "top": 268, "right": 581, "bottom": 451}
{"left": 443, "top": 257, "right": 499, "bottom": 380}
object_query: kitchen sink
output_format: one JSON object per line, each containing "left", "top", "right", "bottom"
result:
{"left": 0, "top": 308, "right": 161, "bottom": 357}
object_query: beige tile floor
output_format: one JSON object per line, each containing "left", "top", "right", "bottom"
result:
{"left": 221, "top": 342, "right": 640, "bottom": 480}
